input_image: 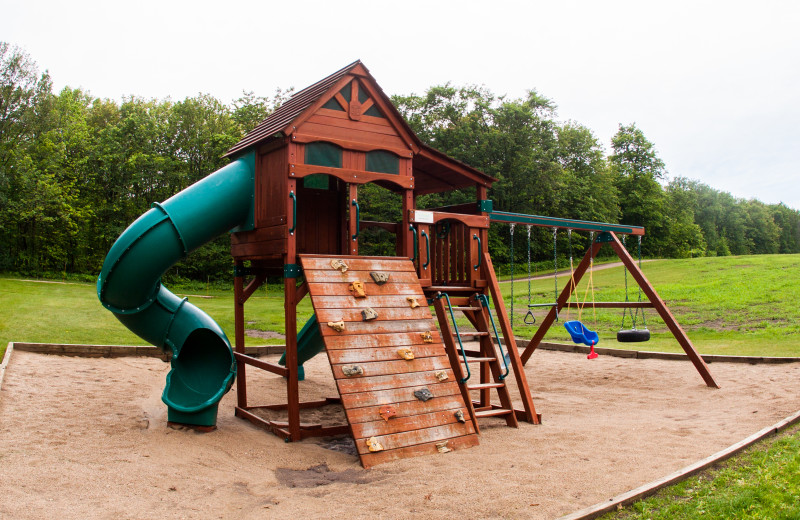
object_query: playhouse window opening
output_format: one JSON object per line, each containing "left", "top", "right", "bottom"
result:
{"left": 305, "top": 141, "right": 343, "bottom": 168}
{"left": 365, "top": 150, "right": 400, "bottom": 175}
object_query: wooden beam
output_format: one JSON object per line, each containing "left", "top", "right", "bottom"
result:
{"left": 290, "top": 163, "right": 413, "bottom": 189}
{"left": 561, "top": 301, "right": 655, "bottom": 309}
{"left": 240, "top": 273, "right": 267, "bottom": 304}
{"left": 483, "top": 252, "right": 539, "bottom": 424}
{"left": 608, "top": 232, "right": 719, "bottom": 388}
{"left": 234, "top": 352, "right": 289, "bottom": 377}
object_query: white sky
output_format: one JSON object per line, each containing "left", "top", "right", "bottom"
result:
{"left": 3, "top": 0, "right": 799, "bottom": 209}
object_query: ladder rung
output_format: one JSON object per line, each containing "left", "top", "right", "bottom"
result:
{"left": 467, "top": 383, "right": 504, "bottom": 390}
{"left": 450, "top": 306, "right": 480, "bottom": 311}
{"left": 462, "top": 357, "right": 496, "bottom": 363}
{"left": 474, "top": 408, "right": 514, "bottom": 418}
{"left": 453, "top": 331, "right": 489, "bottom": 337}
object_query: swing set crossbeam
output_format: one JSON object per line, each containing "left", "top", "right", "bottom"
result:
{"left": 490, "top": 210, "right": 645, "bottom": 235}
{"left": 561, "top": 301, "right": 655, "bottom": 309}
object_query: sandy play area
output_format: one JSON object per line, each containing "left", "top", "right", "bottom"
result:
{"left": 1, "top": 348, "right": 799, "bottom": 520}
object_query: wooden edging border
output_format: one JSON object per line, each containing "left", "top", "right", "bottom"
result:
{"left": 0, "top": 342, "right": 14, "bottom": 391}
{"left": 0, "top": 342, "right": 285, "bottom": 393}
{"left": 557, "top": 408, "right": 800, "bottom": 520}
{"left": 517, "top": 340, "right": 800, "bottom": 365}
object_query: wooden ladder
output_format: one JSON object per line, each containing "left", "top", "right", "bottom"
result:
{"left": 431, "top": 291, "right": 522, "bottom": 433}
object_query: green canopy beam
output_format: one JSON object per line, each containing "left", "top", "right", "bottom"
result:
{"left": 489, "top": 210, "right": 645, "bottom": 236}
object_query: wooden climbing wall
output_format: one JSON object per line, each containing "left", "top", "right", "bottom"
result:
{"left": 299, "top": 254, "right": 479, "bottom": 468}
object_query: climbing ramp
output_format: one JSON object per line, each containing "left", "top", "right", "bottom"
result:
{"left": 299, "top": 254, "right": 479, "bottom": 468}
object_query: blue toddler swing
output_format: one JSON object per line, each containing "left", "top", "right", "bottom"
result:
{"left": 562, "top": 230, "right": 600, "bottom": 359}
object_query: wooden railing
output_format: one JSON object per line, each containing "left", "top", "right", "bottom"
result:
{"left": 408, "top": 210, "right": 490, "bottom": 288}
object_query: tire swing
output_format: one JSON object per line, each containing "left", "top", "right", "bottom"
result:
{"left": 562, "top": 230, "right": 600, "bottom": 359}
{"left": 617, "top": 235, "right": 651, "bottom": 343}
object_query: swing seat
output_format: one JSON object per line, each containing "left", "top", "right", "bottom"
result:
{"left": 563, "top": 320, "right": 599, "bottom": 347}
{"left": 616, "top": 329, "right": 650, "bottom": 343}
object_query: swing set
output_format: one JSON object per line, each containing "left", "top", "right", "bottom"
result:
{"left": 493, "top": 210, "right": 718, "bottom": 388}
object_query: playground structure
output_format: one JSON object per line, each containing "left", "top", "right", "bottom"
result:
{"left": 97, "top": 61, "right": 717, "bottom": 468}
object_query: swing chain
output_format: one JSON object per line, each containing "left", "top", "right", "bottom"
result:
{"left": 636, "top": 235, "right": 647, "bottom": 329}
{"left": 526, "top": 225, "right": 532, "bottom": 304}
{"left": 621, "top": 235, "right": 629, "bottom": 329}
{"left": 552, "top": 227, "right": 559, "bottom": 321}
{"left": 523, "top": 225, "right": 536, "bottom": 325}
{"left": 510, "top": 224, "right": 515, "bottom": 327}
{"left": 620, "top": 235, "right": 647, "bottom": 331}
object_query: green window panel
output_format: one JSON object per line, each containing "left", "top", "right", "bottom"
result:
{"left": 364, "top": 104, "right": 384, "bottom": 118}
{"left": 357, "top": 82, "right": 369, "bottom": 103}
{"left": 339, "top": 84, "right": 351, "bottom": 103}
{"left": 366, "top": 150, "right": 400, "bottom": 175}
{"left": 303, "top": 174, "right": 330, "bottom": 190}
{"left": 305, "top": 141, "right": 342, "bottom": 168}
{"left": 322, "top": 97, "right": 344, "bottom": 111}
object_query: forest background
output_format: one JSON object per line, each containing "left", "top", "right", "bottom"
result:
{"left": 2, "top": 42, "right": 799, "bottom": 283}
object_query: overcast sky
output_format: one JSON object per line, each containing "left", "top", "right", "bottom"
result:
{"left": 4, "top": 0, "right": 799, "bottom": 209}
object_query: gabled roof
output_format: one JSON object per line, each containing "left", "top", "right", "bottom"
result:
{"left": 225, "top": 61, "right": 497, "bottom": 192}
{"left": 226, "top": 61, "right": 360, "bottom": 158}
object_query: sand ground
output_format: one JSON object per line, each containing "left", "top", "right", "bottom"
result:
{"left": 1, "top": 349, "right": 799, "bottom": 520}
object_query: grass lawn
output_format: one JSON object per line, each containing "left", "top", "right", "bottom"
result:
{"left": 2, "top": 254, "right": 800, "bottom": 361}
{"left": 0, "top": 276, "right": 314, "bottom": 360}
{"left": 601, "top": 424, "right": 800, "bottom": 520}
{"left": 500, "top": 254, "right": 800, "bottom": 357}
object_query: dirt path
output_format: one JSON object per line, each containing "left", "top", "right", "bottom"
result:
{"left": 1, "top": 349, "right": 798, "bottom": 519}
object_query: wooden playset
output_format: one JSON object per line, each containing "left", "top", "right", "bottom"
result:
{"left": 99, "top": 60, "right": 717, "bottom": 469}
{"left": 222, "top": 61, "right": 717, "bottom": 467}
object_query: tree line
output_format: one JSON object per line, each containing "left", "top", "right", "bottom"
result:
{"left": 1, "top": 43, "right": 798, "bottom": 281}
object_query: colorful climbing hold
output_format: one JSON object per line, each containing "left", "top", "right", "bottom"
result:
{"left": 414, "top": 388, "right": 433, "bottom": 401}
{"left": 327, "top": 320, "right": 346, "bottom": 332}
{"left": 330, "top": 259, "right": 349, "bottom": 273}
{"left": 342, "top": 365, "right": 364, "bottom": 377}
{"left": 397, "top": 347, "right": 414, "bottom": 360}
{"left": 366, "top": 437, "right": 384, "bottom": 452}
{"left": 369, "top": 271, "right": 389, "bottom": 285}
{"left": 361, "top": 307, "right": 378, "bottom": 321}
{"left": 349, "top": 281, "right": 367, "bottom": 298}
{"left": 378, "top": 405, "right": 397, "bottom": 421}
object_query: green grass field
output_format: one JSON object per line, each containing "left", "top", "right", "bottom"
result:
{"left": 2, "top": 254, "right": 799, "bottom": 361}
{"left": 0, "top": 277, "right": 314, "bottom": 360}
{"left": 501, "top": 254, "right": 800, "bottom": 357}
{"left": 601, "top": 424, "right": 800, "bottom": 520}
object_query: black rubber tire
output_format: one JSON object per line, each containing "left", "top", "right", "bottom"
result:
{"left": 617, "top": 329, "right": 651, "bottom": 342}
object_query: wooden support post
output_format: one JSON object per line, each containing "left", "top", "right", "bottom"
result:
{"left": 483, "top": 252, "right": 539, "bottom": 424}
{"left": 400, "top": 190, "right": 414, "bottom": 258}
{"left": 608, "top": 232, "right": 719, "bottom": 389}
{"left": 234, "top": 261, "right": 247, "bottom": 409}
{"left": 521, "top": 240, "right": 602, "bottom": 365}
{"left": 349, "top": 184, "right": 358, "bottom": 255}
{"left": 285, "top": 177, "right": 301, "bottom": 441}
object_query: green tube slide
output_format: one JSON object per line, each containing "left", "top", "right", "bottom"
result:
{"left": 97, "top": 153, "right": 255, "bottom": 427}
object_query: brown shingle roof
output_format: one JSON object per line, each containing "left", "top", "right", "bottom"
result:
{"left": 225, "top": 60, "right": 361, "bottom": 157}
